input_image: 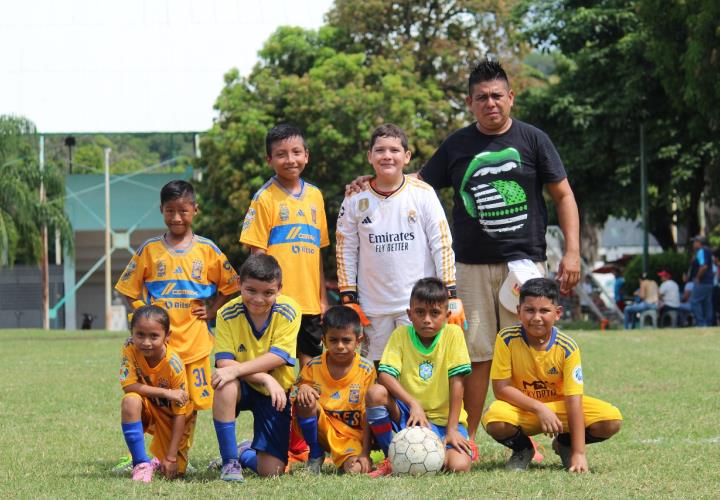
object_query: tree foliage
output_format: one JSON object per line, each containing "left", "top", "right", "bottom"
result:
{"left": 0, "top": 116, "right": 73, "bottom": 266}
{"left": 196, "top": 2, "right": 526, "bottom": 269}
{"left": 514, "top": 0, "right": 719, "bottom": 251}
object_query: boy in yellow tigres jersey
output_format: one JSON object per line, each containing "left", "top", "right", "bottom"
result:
{"left": 294, "top": 306, "right": 376, "bottom": 474}
{"left": 482, "top": 278, "right": 622, "bottom": 472}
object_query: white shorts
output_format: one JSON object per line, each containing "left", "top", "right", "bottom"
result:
{"left": 364, "top": 312, "right": 411, "bottom": 361}
{"left": 457, "top": 261, "right": 546, "bottom": 362}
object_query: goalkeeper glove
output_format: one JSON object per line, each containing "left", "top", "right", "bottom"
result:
{"left": 340, "top": 291, "right": 371, "bottom": 326}
{"left": 447, "top": 286, "right": 467, "bottom": 331}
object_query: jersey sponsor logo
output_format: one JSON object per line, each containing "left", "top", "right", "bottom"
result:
{"left": 330, "top": 391, "right": 341, "bottom": 400}
{"left": 223, "top": 260, "right": 232, "bottom": 271}
{"left": 573, "top": 365, "right": 583, "bottom": 384}
{"left": 408, "top": 209, "right": 417, "bottom": 224}
{"left": 291, "top": 244, "right": 315, "bottom": 255}
{"left": 522, "top": 379, "right": 556, "bottom": 399}
{"left": 280, "top": 203, "right": 289, "bottom": 222}
{"left": 358, "top": 198, "right": 369, "bottom": 212}
{"left": 326, "top": 409, "right": 362, "bottom": 428}
{"left": 419, "top": 361, "right": 433, "bottom": 381}
{"left": 361, "top": 216, "right": 373, "bottom": 224}
{"left": 156, "top": 260, "right": 166, "bottom": 278}
{"left": 459, "top": 147, "right": 528, "bottom": 234}
{"left": 297, "top": 209, "right": 305, "bottom": 217}
{"left": 368, "top": 231, "right": 414, "bottom": 253}
{"left": 191, "top": 259, "right": 203, "bottom": 280}
{"left": 268, "top": 224, "right": 321, "bottom": 247}
{"left": 547, "top": 366, "right": 558, "bottom": 375}
{"left": 120, "top": 261, "right": 136, "bottom": 281}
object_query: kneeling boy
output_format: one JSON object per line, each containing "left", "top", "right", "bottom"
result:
{"left": 294, "top": 306, "right": 376, "bottom": 474}
{"left": 212, "top": 254, "right": 300, "bottom": 481}
{"left": 366, "top": 277, "right": 473, "bottom": 476}
{"left": 482, "top": 278, "right": 622, "bottom": 472}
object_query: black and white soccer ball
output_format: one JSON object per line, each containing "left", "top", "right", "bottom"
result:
{"left": 388, "top": 426, "right": 445, "bottom": 475}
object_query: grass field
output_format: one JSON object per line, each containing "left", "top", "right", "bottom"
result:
{"left": 1, "top": 327, "right": 719, "bottom": 499}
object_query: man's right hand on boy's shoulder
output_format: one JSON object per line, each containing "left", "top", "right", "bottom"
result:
{"left": 296, "top": 384, "right": 320, "bottom": 407}
{"left": 344, "top": 175, "right": 373, "bottom": 196}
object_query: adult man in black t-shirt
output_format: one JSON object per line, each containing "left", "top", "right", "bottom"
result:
{"left": 418, "top": 60, "right": 580, "bottom": 441}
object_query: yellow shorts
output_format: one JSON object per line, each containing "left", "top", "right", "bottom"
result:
{"left": 185, "top": 356, "right": 213, "bottom": 410}
{"left": 481, "top": 396, "right": 622, "bottom": 435}
{"left": 293, "top": 407, "right": 364, "bottom": 468}
{"left": 123, "top": 393, "right": 196, "bottom": 474}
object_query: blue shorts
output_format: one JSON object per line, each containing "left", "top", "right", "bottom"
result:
{"left": 235, "top": 381, "right": 291, "bottom": 463}
{"left": 391, "top": 399, "right": 469, "bottom": 449}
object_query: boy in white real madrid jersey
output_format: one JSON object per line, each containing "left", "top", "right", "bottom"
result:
{"left": 336, "top": 124, "right": 465, "bottom": 363}
{"left": 482, "top": 278, "right": 622, "bottom": 472}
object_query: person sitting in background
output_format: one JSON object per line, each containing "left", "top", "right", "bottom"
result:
{"left": 678, "top": 273, "right": 694, "bottom": 327}
{"left": 657, "top": 270, "right": 680, "bottom": 316}
{"left": 623, "top": 273, "right": 659, "bottom": 329}
{"left": 612, "top": 268, "right": 625, "bottom": 312}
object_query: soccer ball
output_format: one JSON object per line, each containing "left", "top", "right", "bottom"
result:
{"left": 388, "top": 426, "right": 445, "bottom": 475}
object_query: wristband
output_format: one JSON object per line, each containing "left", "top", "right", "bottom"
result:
{"left": 447, "top": 285, "right": 458, "bottom": 299}
{"left": 340, "top": 291, "right": 359, "bottom": 304}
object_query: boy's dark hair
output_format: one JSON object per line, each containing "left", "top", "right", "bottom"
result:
{"left": 130, "top": 304, "right": 170, "bottom": 335}
{"left": 369, "top": 123, "right": 409, "bottom": 151}
{"left": 519, "top": 278, "right": 559, "bottom": 305}
{"left": 410, "top": 277, "right": 449, "bottom": 306}
{"left": 160, "top": 180, "right": 196, "bottom": 205}
{"left": 265, "top": 123, "right": 307, "bottom": 157}
{"left": 468, "top": 59, "right": 510, "bottom": 95}
{"left": 239, "top": 253, "right": 282, "bottom": 285}
{"left": 322, "top": 305, "right": 362, "bottom": 337}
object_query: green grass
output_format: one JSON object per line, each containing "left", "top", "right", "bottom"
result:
{"left": 1, "top": 327, "right": 719, "bottom": 498}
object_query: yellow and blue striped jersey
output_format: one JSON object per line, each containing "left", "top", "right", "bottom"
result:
{"left": 297, "top": 352, "right": 375, "bottom": 433}
{"left": 120, "top": 340, "right": 191, "bottom": 417}
{"left": 115, "top": 235, "right": 240, "bottom": 364}
{"left": 214, "top": 294, "right": 300, "bottom": 395}
{"left": 490, "top": 325, "right": 584, "bottom": 402}
{"left": 240, "top": 178, "right": 329, "bottom": 315}
{"left": 378, "top": 323, "right": 471, "bottom": 426}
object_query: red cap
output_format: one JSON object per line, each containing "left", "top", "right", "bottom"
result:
{"left": 657, "top": 270, "right": 672, "bottom": 279}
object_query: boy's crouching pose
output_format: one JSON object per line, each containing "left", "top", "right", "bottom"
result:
{"left": 365, "top": 278, "right": 473, "bottom": 476}
{"left": 212, "top": 254, "right": 300, "bottom": 481}
{"left": 482, "top": 278, "right": 622, "bottom": 472}
{"left": 294, "top": 306, "right": 376, "bottom": 474}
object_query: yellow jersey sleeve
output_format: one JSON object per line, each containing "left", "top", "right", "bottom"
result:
{"left": 119, "top": 340, "right": 139, "bottom": 388}
{"left": 115, "top": 248, "right": 150, "bottom": 300}
{"left": 562, "top": 347, "right": 584, "bottom": 396}
{"left": 445, "top": 324, "right": 472, "bottom": 378}
{"left": 377, "top": 326, "right": 405, "bottom": 378}
{"left": 268, "top": 302, "right": 300, "bottom": 363}
{"left": 318, "top": 194, "right": 330, "bottom": 248}
{"left": 240, "top": 194, "right": 272, "bottom": 250}
{"left": 209, "top": 251, "right": 240, "bottom": 296}
{"left": 490, "top": 333, "right": 512, "bottom": 380}
{"left": 214, "top": 307, "right": 237, "bottom": 360}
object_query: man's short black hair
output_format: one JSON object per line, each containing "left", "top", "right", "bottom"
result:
{"left": 130, "top": 304, "right": 170, "bottom": 336}
{"left": 468, "top": 59, "right": 510, "bottom": 96}
{"left": 410, "top": 277, "right": 449, "bottom": 306}
{"left": 322, "top": 305, "right": 362, "bottom": 337}
{"left": 265, "top": 123, "right": 308, "bottom": 157}
{"left": 239, "top": 253, "right": 282, "bottom": 285}
{"left": 519, "top": 278, "right": 559, "bottom": 305}
{"left": 369, "top": 123, "right": 409, "bottom": 151}
{"left": 160, "top": 180, "right": 195, "bottom": 205}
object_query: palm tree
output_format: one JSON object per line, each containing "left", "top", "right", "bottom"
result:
{"left": 0, "top": 115, "right": 73, "bottom": 267}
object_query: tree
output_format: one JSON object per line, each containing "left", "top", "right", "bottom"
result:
{"left": 0, "top": 115, "right": 73, "bottom": 266}
{"left": 514, "top": 0, "right": 718, "bottom": 251}
{"left": 196, "top": 3, "right": 527, "bottom": 271}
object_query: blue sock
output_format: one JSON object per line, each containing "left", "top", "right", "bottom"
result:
{"left": 367, "top": 405, "right": 393, "bottom": 456}
{"left": 213, "top": 419, "right": 238, "bottom": 464}
{"left": 239, "top": 448, "right": 258, "bottom": 473}
{"left": 298, "top": 416, "right": 324, "bottom": 459}
{"left": 121, "top": 421, "right": 149, "bottom": 466}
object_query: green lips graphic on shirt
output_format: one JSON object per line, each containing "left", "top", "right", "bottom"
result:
{"left": 459, "top": 148, "right": 529, "bottom": 234}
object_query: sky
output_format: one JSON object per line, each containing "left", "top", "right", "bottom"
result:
{"left": 0, "top": 0, "right": 334, "bottom": 133}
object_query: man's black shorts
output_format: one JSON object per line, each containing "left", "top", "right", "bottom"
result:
{"left": 297, "top": 313, "right": 323, "bottom": 357}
